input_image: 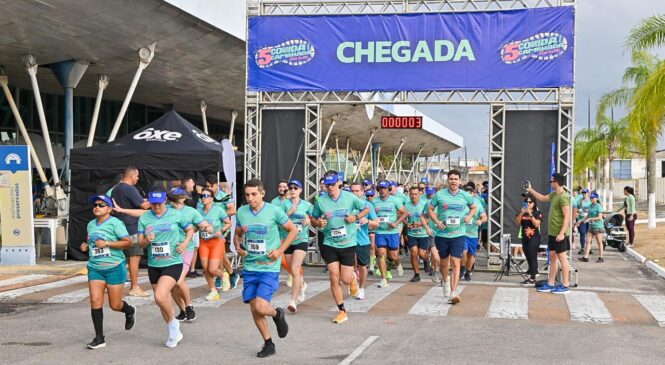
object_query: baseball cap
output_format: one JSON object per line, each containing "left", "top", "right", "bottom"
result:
{"left": 463, "top": 182, "right": 476, "bottom": 192}
{"left": 365, "top": 189, "right": 376, "bottom": 197}
{"left": 89, "top": 195, "right": 113, "bottom": 207}
{"left": 288, "top": 179, "right": 303, "bottom": 188}
{"left": 590, "top": 191, "right": 599, "bottom": 199}
{"left": 389, "top": 181, "right": 398, "bottom": 187}
{"left": 362, "top": 179, "right": 372, "bottom": 186}
{"left": 323, "top": 173, "right": 339, "bottom": 185}
{"left": 425, "top": 187, "right": 436, "bottom": 195}
{"left": 170, "top": 187, "right": 187, "bottom": 195}
{"left": 377, "top": 180, "right": 390, "bottom": 189}
{"left": 581, "top": 188, "right": 589, "bottom": 194}
{"left": 148, "top": 191, "right": 167, "bottom": 204}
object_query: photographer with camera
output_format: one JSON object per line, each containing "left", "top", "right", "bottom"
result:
{"left": 515, "top": 194, "right": 543, "bottom": 285}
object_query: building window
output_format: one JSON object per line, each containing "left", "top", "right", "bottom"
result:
{"left": 661, "top": 161, "right": 665, "bottom": 178}
{"left": 613, "top": 160, "right": 631, "bottom": 180}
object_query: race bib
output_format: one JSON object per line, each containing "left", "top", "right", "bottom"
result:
{"left": 246, "top": 239, "right": 267, "bottom": 255}
{"left": 356, "top": 222, "right": 362, "bottom": 230}
{"left": 446, "top": 216, "right": 461, "bottom": 227}
{"left": 92, "top": 246, "right": 110, "bottom": 258}
{"left": 378, "top": 216, "right": 390, "bottom": 223}
{"left": 295, "top": 224, "right": 303, "bottom": 233}
{"left": 151, "top": 242, "right": 171, "bottom": 257}
{"left": 331, "top": 226, "right": 347, "bottom": 238}
{"left": 200, "top": 231, "right": 213, "bottom": 240}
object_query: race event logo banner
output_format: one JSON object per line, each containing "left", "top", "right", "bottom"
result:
{"left": 248, "top": 6, "right": 574, "bottom": 91}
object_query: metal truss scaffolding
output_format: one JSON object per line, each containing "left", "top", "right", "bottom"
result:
{"left": 488, "top": 104, "right": 506, "bottom": 253}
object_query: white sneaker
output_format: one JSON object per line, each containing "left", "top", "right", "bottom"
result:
{"left": 165, "top": 331, "right": 183, "bottom": 348}
{"left": 431, "top": 271, "right": 441, "bottom": 284}
{"left": 205, "top": 290, "right": 220, "bottom": 301}
{"left": 298, "top": 281, "right": 308, "bottom": 303}
{"left": 378, "top": 278, "right": 389, "bottom": 288}
{"left": 356, "top": 288, "right": 366, "bottom": 300}
{"left": 443, "top": 281, "right": 451, "bottom": 297}
{"left": 397, "top": 264, "right": 404, "bottom": 277}
{"left": 286, "top": 274, "right": 293, "bottom": 288}
{"left": 287, "top": 300, "right": 297, "bottom": 313}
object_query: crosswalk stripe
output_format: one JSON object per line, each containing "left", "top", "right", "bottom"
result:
{"left": 193, "top": 289, "right": 243, "bottom": 308}
{"left": 408, "top": 286, "right": 465, "bottom": 316}
{"left": 487, "top": 287, "right": 529, "bottom": 320}
{"left": 271, "top": 280, "right": 329, "bottom": 309}
{"left": 0, "top": 276, "right": 88, "bottom": 300}
{"left": 565, "top": 291, "right": 613, "bottom": 324}
{"left": 333, "top": 283, "right": 404, "bottom": 313}
{"left": 633, "top": 295, "right": 665, "bottom": 327}
{"left": 44, "top": 277, "right": 151, "bottom": 304}
{"left": 0, "top": 274, "right": 50, "bottom": 288}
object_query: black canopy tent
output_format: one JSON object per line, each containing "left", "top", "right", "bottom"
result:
{"left": 67, "top": 111, "right": 238, "bottom": 260}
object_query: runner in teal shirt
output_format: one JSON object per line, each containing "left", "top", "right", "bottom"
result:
{"left": 579, "top": 191, "right": 605, "bottom": 263}
{"left": 404, "top": 186, "right": 432, "bottom": 282}
{"left": 351, "top": 182, "right": 379, "bottom": 300}
{"left": 86, "top": 216, "right": 130, "bottom": 270}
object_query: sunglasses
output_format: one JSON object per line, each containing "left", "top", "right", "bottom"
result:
{"left": 201, "top": 194, "right": 212, "bottom": 199}
{"left": 288, "top": 186, "right": 300, "bottom": 190}
{"left": 526, "top": 201, "right": 533, "bottom": 203}
{"left": 93, "top": 203, "right": 108, "bottom": 208}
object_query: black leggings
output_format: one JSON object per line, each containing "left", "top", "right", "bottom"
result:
{"left": 522, "top": 235, "right": 540, "bottom": 279}
{"left": 626, "top": 213, "right": 637, "bottom": 244}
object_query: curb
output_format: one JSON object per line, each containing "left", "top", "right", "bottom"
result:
{"left": 626, "top": 247, "right": 647, "bottom": 263}
{"left": 625, "top": 247, "right": 665, "bottom": 280}
{"left": 646, "top": 261, "right": 665, "bottom": 280}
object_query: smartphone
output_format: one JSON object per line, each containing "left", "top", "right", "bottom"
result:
{"left": 522, "top": 202, "right": 529, "bottom": 210}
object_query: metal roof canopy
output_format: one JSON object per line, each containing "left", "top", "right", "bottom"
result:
{"left": 0, "top": 0, "right": 246, "bottom": 124}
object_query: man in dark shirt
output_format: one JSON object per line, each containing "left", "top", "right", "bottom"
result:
{"left": 111, "top": 166, "right": 151, "bottom": 297}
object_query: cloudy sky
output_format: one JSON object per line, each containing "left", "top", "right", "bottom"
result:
{"left": 418, "top": 0, "right": 665, "bottom": 162}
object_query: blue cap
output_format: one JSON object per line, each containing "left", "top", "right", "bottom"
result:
{"left": 362, "top": 179, "right": 372, "bottom": 186}
{"left": 89, "top": 195, "right": 113, "bottom": 207}
{"left": 425, "top": 187, "right": 436, "bottom": 195}
{"left": 581, "top": 188, "right": 590, "bottom": 193}
{"left": 389, "top": 181, "right": 398, "bottom": 187}
{"left": 323, "top": 173, "right": 339, "bottom": 185}
{"left": 377, "top": 180, "right": 390, "bottom": 189}
{"left": 170, "top": 187, "right": 187, "bottom": 195}
{"left": 590, "top": 191, "right": 599, "bottom": 199}
{"left": 365, "top": 189, "right": 376, "bottom": 197}
{"left": 288, "top": 179, "right": 302, "bottom": 188}
{"left": 148, "top": 191, "right": 167, "bottom": 204}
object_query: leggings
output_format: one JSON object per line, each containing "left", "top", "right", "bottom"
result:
{"left": 625, "top": 213, "right": 637, "bottom": 244}
{"left": 577, "top": 222, "right": 588, "bottom": 249}
{"left": 199, "top": 237, "right": 226, "bottom": 261}
{"left": 522, "top": 235, "right": 540, "bottom": 279}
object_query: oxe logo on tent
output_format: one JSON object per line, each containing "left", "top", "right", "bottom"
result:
{"left": 192, "top": 129, "right": 220, "bottom": 145}
{"left": 133, "top": 128, "right": 182, "bottom": 142}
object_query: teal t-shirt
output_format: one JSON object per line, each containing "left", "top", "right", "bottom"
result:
{"left": 236, "top": 202, "right": 289, "bottom": 272}
{"left": 86, "top": 216, "right": 129, "bottom": 270}
{"left": 429, "top": 188, "right": 475, "bottom": 238}
{"left": 576, "top": 198, "right": 592, "bottom": 222}
{"left": 176, "top": 205, "right": 204, "bottom": 251}
{"left": 355, "top": 200, "right": 377, "bottom": 246}
{"left": 138, "top": 208, "right": 191, "bottom": 267}
{"left": 405, "top": 198, "right": 429, "bottom": 238}
{"left": 466, "top": 196, "right": 486, "bottom": 238}
{"left": 276, "top": 198, "right": 314, "bottom": 244}
{"left": 312, "top": 190, "right": 366, "bottom": 248}
{"left": 198, "top": 205, "right": 230, "bottom": 240}
{"left": 588, "top": 202, "right": 604, "bottom": 229}
{"left": 373, "top": 195, "right": 404, "bottom": 235}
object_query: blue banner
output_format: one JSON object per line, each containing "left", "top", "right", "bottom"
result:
{"left": 248, "top": 7, "right": 574, "bottom": 92}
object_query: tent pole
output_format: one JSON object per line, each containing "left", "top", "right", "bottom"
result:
{"left": 199, "top": 100, "right": 208, "bottom": 135}
{"left": 87, "top": 75, "right": 108, "bottom": 147}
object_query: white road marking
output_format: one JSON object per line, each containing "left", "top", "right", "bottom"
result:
{"left": 565, "top": 291, "right": 613, "bottom": 324}
{"left": 0, "top": 276, "right": 88, "bottom": 300}
{"left": 333, "top": 283, "right": 403, "bottom": 313}
{"left": 0, "top": 275, "right": 49, "bottom": 288}
{"left": 44, "top": 276, "right": 151, "bottom": 304}
{"left": 338, "top": 336, "right": 379, "bottom": 365}
{"left": 633, "top": 295, "right": 665, "bottom": 327}
{"left": 487, "top": 287, "right": 529, "bottom": 320}
{"left": 271, "top": 280, "right": 329, "bottom": 309}
{"left": 408, "top": 286, "right": 465, "bottom": 316}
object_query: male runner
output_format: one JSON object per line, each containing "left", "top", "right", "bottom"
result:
{"left": 311, "top": 171, "right": 369, "bottom": 323}
{"left": 234, "top": 179, "right": 297, "bottom": 358}
{"left": 428, "top": 170, "right": 477, "bottom": 304}
{"left": 405, "top": 186, "right": 432, "bottom": 282}
{"left": 460, "top": 182, "right": 487, "bottom": 281}
{"left": 374, "top": 180, "right": 408, "bottom": 287}
{"left": 351, "top": 182, "right": 379, "bottom": 299}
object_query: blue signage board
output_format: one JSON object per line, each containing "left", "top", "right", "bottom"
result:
{"left": 248, "top": 6, "right": 574, "bottom": 92}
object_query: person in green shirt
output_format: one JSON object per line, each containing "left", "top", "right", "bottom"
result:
{"left": 138, "top": 191, "right": 194, "bottom": 348}
{"left": 234, "top": 179, "right": 297, "bottom": 358}
{"left": 311, "top": 171, "right": 370, "bottom": 324}
{"left": 579, "top": 191, "right": 605, "bottom": 263}
{"left": 526, "top": 173, "right": 572, "bottom": 294}
{"left": 619, "top": 186, "right": 637, "bottom": 245}
{"left": 373, "top": 180, "right": 408, "bottom": 288}
{"left": 460, "top": 182, "right": 487, "bottom": 282}
{"left": 405, "top": 186, "right": 432, "bottom": 283}
{"left": 80, "top": 195, "right": 136, "bottom": 350}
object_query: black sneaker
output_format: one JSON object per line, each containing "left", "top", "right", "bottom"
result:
{"left": 185, "top": 306, "right": 196, "bottom": 321}
{"left": 589, "top": 250, "right": 594, "bottom": 255}
{"left": 230, "top": 272, "right": 240, "bottom": 289}
{"left": 577, "top": 257, "right": 589, "bottom": 262}
{"left": 125, "top": 304, "right": 136, "bottom": 330}
{"left": 186, "top": 271, "right": 197, "bottom": 278}
{"left": 272, "top": 308, "right": 289, "bottom": 338}
{"left": 176, "top": 310, "right": 187, "bottom": 322}
{"left": 423, "top": 260, "right": 430, "bottom": 274}
{"left": 257, "top": 342, "right": 276, "bottom": 358}
{"left": 596, "top": 257, "right": 604, "bottom": 263}
{"left": 464, "top": 271, "right": 472, "bottom": 281}
{"left": 520, "top": 278, "right": 536, "bottom": 286}
{"left": 577, "top": 249, "right": 584, "bottom": 255}
{"left": 87, "top": 337, "right": 106, "bottom": 349}
{"left": 459, "top": 268, "right": 466, "bottom": 280}
{"left": 410, "top": 274, "right": 421, "bottom": 282}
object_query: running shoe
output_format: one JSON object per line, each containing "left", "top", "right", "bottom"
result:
{"left": 397, "top": 264, "right": 404, "bottom": 277}
{"left": 596, "top": 257, "right": 604, "bottom": 263}
{"left": 222, "top": 272, "right": 231, "bottom": 292}
{"left": 537, "top": 284, "right": 556, "bottom": 293}
{"left": 349, "top": 273, "right": 359, "bottom": 298}
{"left": 215, "top": 277, "right": 222, "bottom": 290}
{"left": 125, "top": 304, "right": 136, "bottom": 330}
{"left": 273, "top": 308, "right": 289, "bottom": 338}
{"left": 386, "top": 270, "right": 393, "bottom": 280}
{"left": 332, "top": 310, "right": 348, "bottom": 324}
{"left": 176, "top": 310, "right": 187, "bottom": 322}
{"left": 367, "top": 269, "right": 374, "bottom": 276}
{"left": 577, "top": 257, "right": 589, "bottom": 262}
{"left": 257, "top": 342, "right": 276, "bottom": 358}
{"left": 551, "top": 285, "right": 570, "bottom": 294}
{"left": 443, "top": 281, "right": 451, "bottom": 297}
{"left": 423, "top": 260, "right": 430, "bottom": 274}
{"left": 287, "top": 300, "right": 297, "bottom": 313}
{"left": 87, "top": 337, "right": 106, "bottom": 349}
{"left": 369, "top": 256, "right": 376, "bottom": 271}
{"left": 577, "top": 249, "right": 584, "bottom": 255}
{"left": 520, "top": 278, "right": 536, "bottom": 286}
{"left": 128, "top": 288, "right": 150, "bottom": 297}
{"left": 185, "top": 306, "right": 196, "bottom": 321}
{"left": 298, "top": 281, "right": 308, "bottom": 303}
{"left": 448, "top": 295, "right": 461, "bottom": 305}
{"left": 186, "top": 271, "right": 197, "bottom": 278}
{"left": 165, "top": 331, "right": 183, "bottom": 348}
{"left": 410, "top": 274, "right": 421, "bottom": 282}
{"left": 230, "top": 272, "right": 240, "bottom": 289}
{"left": 378, "top": 278, "right": 389, "bottom": 288}
{"left": 374, "top": 269, "right": 382, "bottom": 278}
{"left": 459, "top": 267, "right": 466, "bottom": 280}
{"left": 205, "top": 290, "right": 220, "bottom": 301}
{"left": 356, "top": 288, "right": 366, "bottom": 300}
{"left": 431, "top": 271, "right": 441, "bottom": 284}
{"left": 286, "top": 274, "right": 293, "bottom": 288}
{"left": 463, "top": 271, "right": 472, "bottom": 282}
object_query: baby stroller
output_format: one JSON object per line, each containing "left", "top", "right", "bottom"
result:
{"left": 604, "top": 213, "right": 627, "bottom": 252}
